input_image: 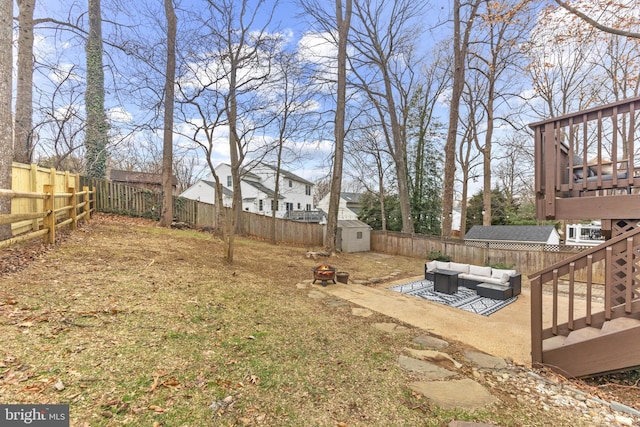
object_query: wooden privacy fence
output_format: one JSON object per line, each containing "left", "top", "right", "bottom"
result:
{"left": 0, "top": 162, "right": 96, "bottom": 248}
{"left": 82, "top": 177, "right": 325, "bottom": 246}
{"left": 371, "top": 230, "right": 606, "bottom": 283}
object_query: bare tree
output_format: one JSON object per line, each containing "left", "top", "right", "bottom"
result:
{"left": 264, "top": 49, "right": 320, "bottom": 244}
{"left": 348, "top": 0, "right": 427, "bottom": 234}
{"left": 0, "top": 0, "right": 12, "bottom": 239}
{"left": 159, "top": 0, "right": 176, "bottom": 227}
{"left": 468, "top": 0, "right": 530, "bottom": 225}
{"left": 553, "top": 0, "right": 640, "bottom": 40}
{"left": 442, "top": 0, "right": 482, "bottom": 238}
{"left": 345, "top": 113, "right": 394, "bottom": 231}
{"left": 15, "top": 0, "right": 35, "bottom": 163}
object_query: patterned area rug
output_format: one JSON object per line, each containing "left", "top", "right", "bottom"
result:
{"left": 389, "top": 279, "right": 517, "bottom": 316}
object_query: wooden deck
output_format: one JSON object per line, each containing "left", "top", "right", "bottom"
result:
{"left": 528, "top": 96, "right": 640, "bottom": 377}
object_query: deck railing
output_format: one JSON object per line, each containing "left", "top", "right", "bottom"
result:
{"left": 528, "top": 226, "right": 640, "bottom": 365}
{"left": 529, "top": 96, "right": 640, "bottom": 221}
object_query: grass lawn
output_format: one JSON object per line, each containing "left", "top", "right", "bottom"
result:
{"left": 0, "top": 214, "right": 602, "bottom": 426}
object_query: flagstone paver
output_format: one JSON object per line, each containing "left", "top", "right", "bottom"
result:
{"left": 408, "top": 378, "right": 499, "bottom": 409}
{"left": 413, "top": 334, "right": 449, "bottom": 350}
{"left": 351, "top": 307, "right": 373, "bottom": 317}
{"left": 373, "top": 322, "right": 410, "bottom": 334}
{"left": 403, "top": 348, "right": 463, "bottom": 369}
{"left": 463, "top": 350, "right": 508, "bottom": 370}
{"left": 398, "top": 355, "right": 457, "bottom": 380}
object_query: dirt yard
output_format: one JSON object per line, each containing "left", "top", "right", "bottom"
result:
{"left": 0, "top": 214, "right": 637, "bottom": 426}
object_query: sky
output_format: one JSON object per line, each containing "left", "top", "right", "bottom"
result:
{"left": 24, "top": 0, "right": 456, "bottom": 189}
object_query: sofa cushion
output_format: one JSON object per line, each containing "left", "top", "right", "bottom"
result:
{"left": 491, "top": 268, "right": 516, "bottom": 282}
{"left": 449, "top": 262, "right": 470, "bottom": 274}
{"left": 459, "top": 273, "right": 504, "bottom": 286}
{"left": 426, "top": 260, "right": 437, "bottom": 272}
{"left": 434, "top": 261, "right": 451, "bottom": 271}
{"left": 469, "top": 265, "right": 492, "bottom": 277}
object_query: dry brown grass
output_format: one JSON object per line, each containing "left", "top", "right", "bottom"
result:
{"left": 0, "top": 214, "right": 616, "bottom": 426}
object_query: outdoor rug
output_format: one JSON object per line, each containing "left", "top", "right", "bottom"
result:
{"left": 389, "top": 279, "right": 517, "bottom": 316}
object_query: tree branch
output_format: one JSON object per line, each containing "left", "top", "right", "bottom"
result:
{"left": 553, "top": 0, "right": 640, "bottom": 39}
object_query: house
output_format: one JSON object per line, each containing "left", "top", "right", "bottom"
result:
{"left": 316, "top": 192, "right": 363, "bottom": 222}
{"left": 179, "top": 162, "right": 315, "bottom": 219}
{"left": 464, "top": 225, "right": 560, "bottom": 249}
{"left": 178, "top": 179, "right": 233, "bottom": 205}
{"left": 565, "top": 221, "right": 604, "bottom": 246}
{"left": 108, "top": 169, "right": 178, "bottom": 194}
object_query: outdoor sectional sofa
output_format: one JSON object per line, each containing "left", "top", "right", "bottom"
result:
{"left": 424, "top": 260, "right": 521, "bottom": 298}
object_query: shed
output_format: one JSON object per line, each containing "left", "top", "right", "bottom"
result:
{"left": 334, "top": 220, "right": 371, "bottom": 253}
{"left": 464, "top": 225, "right": 560, "bottom": 250}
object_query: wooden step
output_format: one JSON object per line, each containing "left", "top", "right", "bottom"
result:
{"left": 600, "top": 317, "right": 640, "bottom": 335}
{"left": 563, "top": 327, "right": 601, "bottom": 345}
{"left": 542, "top": 335, "right": 567, "bottom": 352}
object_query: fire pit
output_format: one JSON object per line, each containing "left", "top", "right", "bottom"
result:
{"left": 312, "top": 265, "right": 337, "bottom": 287}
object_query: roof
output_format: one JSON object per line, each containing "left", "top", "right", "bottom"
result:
{"left": 340, "top": 192, "right": 363, "bottom": 204}
{"left": 109, "top": 169, "right": 177, "bottom": 186}
{"left": 202, "top": 180, "right": 234, "bottom": 197}
{"left": 337, "top": 220, "right": 371, "bottom": 229}
{"left": 244, "top": 180, "right": 285, "bottom": 199}
{"left": 464, "top": 225, "right": 558, "bottom": 243}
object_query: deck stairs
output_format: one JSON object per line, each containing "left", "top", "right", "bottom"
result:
{"left": 529, "top": 226, "right": 640, "bottom": 378}
{"left": 541, "top": 317, "right": 640, "bottom": 378}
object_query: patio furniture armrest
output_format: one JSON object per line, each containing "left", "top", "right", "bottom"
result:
{"left": 509, "top": 274, "right": 522, "bottom": 296}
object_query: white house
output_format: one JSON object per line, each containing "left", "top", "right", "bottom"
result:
{"left": 316, "top": 192, "right": 363, "bottom": 222}
{"left": 565, "top": 221, "right": 604, "bottom": 246}
{"left": 179, "top": 162, "right": 315, "bottom": 219}
{"left": 464, "top": 225, "right": 561, "bottom": 249}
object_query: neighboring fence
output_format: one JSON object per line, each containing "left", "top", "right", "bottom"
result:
{"left": 371, "top": 230, "right": 606, "bottom": 283}
{"left": 81, "top": 177, "right": 324, "bottom": 246}
{"left": 0, "top": 162, "right": 95, "bottom": 248}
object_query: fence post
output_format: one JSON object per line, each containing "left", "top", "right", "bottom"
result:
{"left": 83, "top": 186, "right": 91, "bottom": 220}
{"left": 69, "top": 186, "right": 77, "bottom": 230}
{"left": 43, "top": 184, "right": 55, "bottom": 244}
{"left": 92, "top": 186, "right": 96, "bottom": 216}
{"left": 30, "top": 164, "right": 38, "bottom": 231}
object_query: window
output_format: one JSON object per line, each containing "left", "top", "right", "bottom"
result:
{"left": 297, "top": 203, "right": 301, "bottom": 209}
{"left": 357, "top": 231, "right": 363, "bottom": 239}
{"left": 286, "top": 202, "right": 293, "bottom": 212}
{"left": 289, "top": 179, "right": 293, "bottom": 188}
{"left": 306, "top": 204, "right": 311, "bottom": 211}
{"left": 259, "top": 200, "right": 263, "bottom": 211}
{"left": 271, "top": 200, "right": 278, "bottom": 211}
{"left": 226, "top": 176, "right": 232, "bottom": 187}
{"left": 305, "top": 185, "right": 311, "bottom": 196}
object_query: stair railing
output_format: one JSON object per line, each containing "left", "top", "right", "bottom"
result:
{"left": 529, "top": 226, "right": 640, "bottom": 365}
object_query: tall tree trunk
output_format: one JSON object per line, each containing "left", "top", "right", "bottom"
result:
{"left": 85, "top": 0, "right": 108, "bottom": 178}
{"left": 15, "top": 0, "right": 34, "bottom": 164}
{"left": 482, "top": 92, "right": 494, "bottom": 226}
{"left": 384, "top": 76, "right": 414, "bottom": 233}
{"left": 0, "top": 0, "right": 13, "bottom": 240}
{"left": 226, "top": 65, "right": 240, "bottom": 262}
{"left": 442, "top": 0, "right": 480, "bottom": 238}
{"left": 325, "top": 0, "right": 352, "bottom": 253}
{"left": 442, "top": 0, "right": 463, "bottom": 238}
{"left": 159, "top": 0, "right": 176, "bottom": 227}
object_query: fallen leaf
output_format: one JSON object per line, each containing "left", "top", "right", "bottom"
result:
{"left": 53, "top": 379, "right": 65, "bottom": 391}
{"left": 148, "top": 405, "right": 165, "bottom": 413}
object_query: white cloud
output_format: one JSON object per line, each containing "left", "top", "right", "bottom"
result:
{"left": 108, "top": 107, "right": 133, "bottom": 123}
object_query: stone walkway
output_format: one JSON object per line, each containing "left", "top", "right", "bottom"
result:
{"left": 297, "top": 279, "right": 640, "bottom": 426}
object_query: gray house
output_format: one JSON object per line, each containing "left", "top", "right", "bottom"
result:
{"left": 464, "top": 225, "right": 560, "bottom": 249}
